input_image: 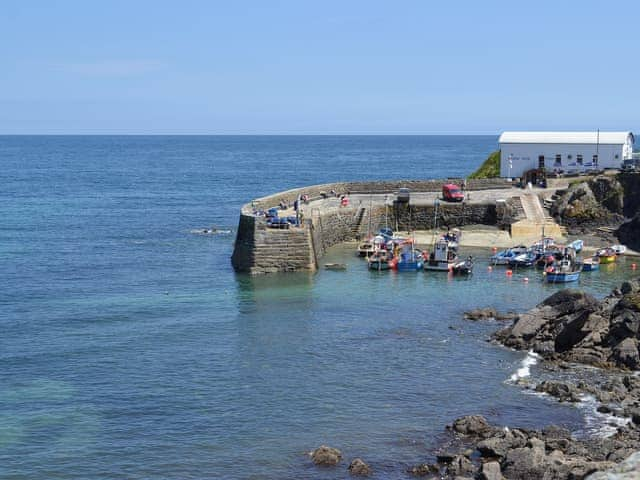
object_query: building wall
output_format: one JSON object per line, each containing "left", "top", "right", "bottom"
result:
{"left": 500, "top": 143, "right": 626, "bottom": 177}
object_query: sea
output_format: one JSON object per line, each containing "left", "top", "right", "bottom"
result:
{"left": 1, "top": 135, "right": 637, "bottom": 479}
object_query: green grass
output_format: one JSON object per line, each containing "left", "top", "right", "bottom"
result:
{"left": 468, "top": 150, "right": 501, "bottom": 179}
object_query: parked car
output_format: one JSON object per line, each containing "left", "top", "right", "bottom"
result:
{"left": 396, "top": 187, "right": 410, "bottom": 203}
{"left": 442, "top": 183, "right": 464, "bottom": 202}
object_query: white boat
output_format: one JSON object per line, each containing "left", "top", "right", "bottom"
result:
{"left": 490, "top": 245, "right": 528, "bottom": 265}
{"left": 424, "top": 238, "right": 458, "bottom": 271}
{"left": 611, "top": 245, "right": 627, "bottom": 255}
{"left": 567, "top": 239, "right": 584, "bottom": 253}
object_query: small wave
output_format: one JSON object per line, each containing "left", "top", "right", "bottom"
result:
{"left": 575, "top": 394, "right": 631, "bottom": 438}
{"left": 190, "top": 228, "right": 232, "bottom": 235}
{"left": 509, "top": 350, "right": 540, "bottom": 383}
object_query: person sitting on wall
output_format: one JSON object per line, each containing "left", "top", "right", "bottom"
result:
{"left": 340, "top": 195, "right": 349, "bottom": 207}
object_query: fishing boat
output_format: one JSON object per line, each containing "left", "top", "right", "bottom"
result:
{"left": 582, "top": 256, "right": 600, "bottom": 271}
{"left": 367, "top": 249, "right": 392, "bottom": 271}
{"left": 567, "top": 239, "right": 584, "bottom": 253}
{"left": 424, "top": 238, "right": 458, "bottom": 271}
{"left": 531, "top": 237, "right": 555, "bottom": 251}
{"left": 390, "top": 240, "right": 423, "bottom": 272}
{"left": 451, "top": 256, "right": 474, "bottom": 275}
{"left": 509, "top": 251, "right": 539, "bottom": 268}
{"left": 490, "top": 245, "right": 528, "bottom": 265}
{"left": 357, "top": 238, "right": 375, "bottom": 257}
{"left": 357, "top": 234, "right": 386, "bottom": 257}
{"left": 597, "top": 247, "right": 617, "bottom": 264}
{"left": 443, "top": 228, "right": 461, "bottom": 252}
{"left": 545, "top": 248, "right": 581, "bottom": 283}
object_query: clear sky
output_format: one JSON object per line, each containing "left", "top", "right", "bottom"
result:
{"left": 1, "top": 1, "right": 638, "bottom": 134}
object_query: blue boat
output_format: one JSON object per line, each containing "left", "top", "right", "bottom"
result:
{"left": 545, "top": 269, "right": 581, "bottom": 283}
{"left": 391, "top": 241, "right": 424, "bottom": 271}
{"left": 490, "top": 245, "right": 528, "bottom": 265}
{"left": 545, "top": 257, "right": 582, "bottom": 283}
{"left": 582, "top": 257, "right": 600, "bottom": 271}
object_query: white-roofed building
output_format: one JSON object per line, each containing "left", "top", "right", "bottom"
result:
{"left": 498, "top": 131, "right": 635, "bottom": 177}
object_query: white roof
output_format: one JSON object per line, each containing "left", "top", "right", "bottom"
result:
{"left": 499, "top": 131, "right": 634, "bottom": 145}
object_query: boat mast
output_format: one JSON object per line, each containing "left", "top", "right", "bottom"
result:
{"left": 368, "top": 194, "right": 373, "bottom": 236}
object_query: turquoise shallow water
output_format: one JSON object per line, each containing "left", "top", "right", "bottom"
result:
{"left": 1, "top": 135, "right": 638, "bottom": 479}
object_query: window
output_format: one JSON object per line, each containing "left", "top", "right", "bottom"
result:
{"left": 567, "top": 154, "right": 573, "bottom": 160}
{"left": 577, "top": 154, "right": 583, "bottom": 165}
{"left": 554, "top": 154, "right": 562, "bottom": 166}
{"left": 615, "top": 154, "right": 619, "bottom": 159}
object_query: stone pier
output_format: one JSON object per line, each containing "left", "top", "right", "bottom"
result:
{"left": 231, "top": 178, "right": 563, "bottom": 274}
{"left": 231, "top": 179, "right": 568, "bottom": 274}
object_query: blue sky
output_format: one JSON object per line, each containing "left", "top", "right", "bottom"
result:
{"left": 1, "top": 1, "right": 637, "bottom": 134}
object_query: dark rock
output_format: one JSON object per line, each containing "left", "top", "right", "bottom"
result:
{"left": 597, "top": 405, "right": 613, "bottom": 414}
{"left": 347, "top": 458, "right": 371, "bottom": 476}
{"left": 436, "top": 452, "right": 457, "bottom": 463}
{"left": 450, "top": 415, "right": 493, "bottom": 437}
{"left": 494, "top": 280, "right": 640, "bottom": 370}
{"left": 476, "top": 429, "right": 527, "bottom": 458}
{"left": 310, "top": 445, "right": 342, "bottom": 466}
{"left": 407, "top": 463, "right": 438, "bottom": 476}
{"left": 535, "top": 380, "right": 582, "bottom": 402}
{"left": 617, "top": 213, "right": 640, "bottom": 252}
{"left": 610, "top": 337, "right": 640, "bottom": 369}
{"left": 501, "top": 440, "right": 546, "bottom": 479}
{"left": 444, "top": 455, "right": 475, "bottom": 477}
{"left": 551, "top": 177, "right": 624, "bottom": 231}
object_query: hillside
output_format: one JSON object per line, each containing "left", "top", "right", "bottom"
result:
{"left": 469, "top": 150, "right": 500, "bottom": 179}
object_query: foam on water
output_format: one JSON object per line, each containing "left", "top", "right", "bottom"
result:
{"left": 509, "top": 350, "right": 540, "bottom": 383}
{"left": 575, "top": 394, "right": 631, "bottom": 438}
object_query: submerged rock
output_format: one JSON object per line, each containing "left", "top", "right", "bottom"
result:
{"left": 464, "top": 308, "right": 518, "bottom": 321}
{"left": 310, "top": 445, "right": 342, "bottom": 466}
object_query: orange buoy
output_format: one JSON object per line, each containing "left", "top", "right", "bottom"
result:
{"left": 506, "top": 270, "right": 513, "bottom": 276}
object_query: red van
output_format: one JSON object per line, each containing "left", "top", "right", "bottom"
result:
{"left": 442, "top": 183, "right": 464, "bottom": 202}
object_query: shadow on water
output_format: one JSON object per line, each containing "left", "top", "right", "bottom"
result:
{"left": 233, "top": 271, "right": 315, "bottom": 314}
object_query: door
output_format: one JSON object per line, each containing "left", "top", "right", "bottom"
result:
{"left": 538, "top": 155, "right": 545, "bottom": 169}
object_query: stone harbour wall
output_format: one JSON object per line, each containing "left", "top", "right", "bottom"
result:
{"left": 250, "top": 178, "right": 512, "bottom": 211}
{"left": 232, "top": 178, "right": 515, "bottom": 273}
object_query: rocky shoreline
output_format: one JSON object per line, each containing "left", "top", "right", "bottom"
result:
{"left": 309, "top": 280, "right": 640, "bottom": 478}
{"left": 425, "top": 279, "right": 640, "bottom": 479}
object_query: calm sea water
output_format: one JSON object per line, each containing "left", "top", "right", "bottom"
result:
{"left": 1, "top": 136, "right": 637, "bottom": 479}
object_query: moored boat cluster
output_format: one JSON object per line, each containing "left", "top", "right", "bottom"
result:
{"left": 490, "top": 237, "right": 629, "bottom": 283}
{"left": 357, "top": 228, "right": 474, "bottom": 275}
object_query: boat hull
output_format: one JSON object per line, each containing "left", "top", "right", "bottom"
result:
{"left": 598, "top": 255, "right": 616, "bottom": 264}
{"left": 396, "top": 261, "right": 423, "bottom": 272}
{"left": 545, "top": 271, "right": 581, "bottom": 283}
{"left": 368, "top": 261, "right": 391, "bottom": 271}
{"left": 424, "top": 261, "right": 454, "bottom": 271}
